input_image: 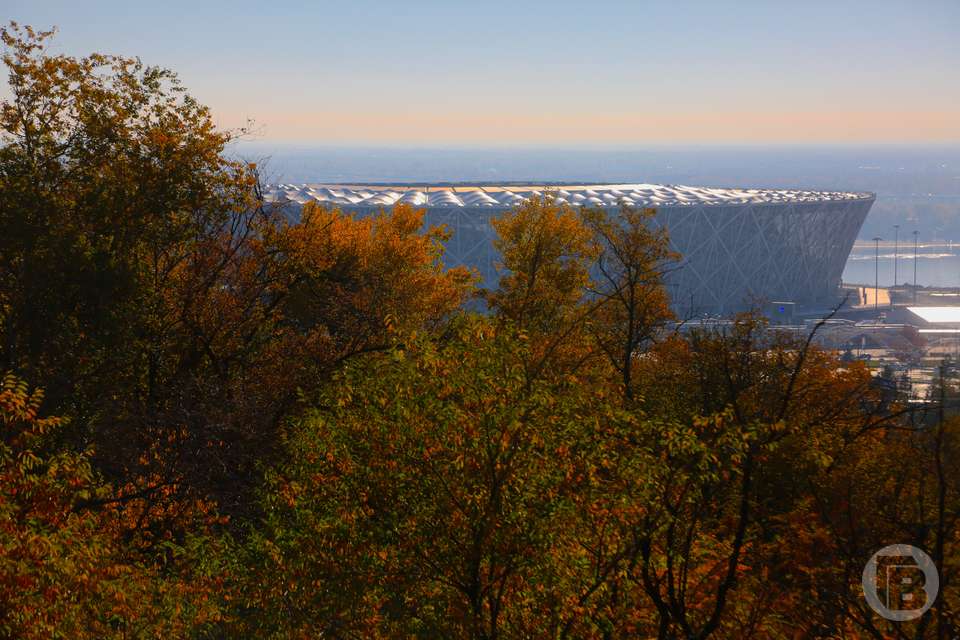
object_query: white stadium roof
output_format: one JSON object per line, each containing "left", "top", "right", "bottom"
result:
{"left": 264, "top": 183, "right": 872, "bottom": 209}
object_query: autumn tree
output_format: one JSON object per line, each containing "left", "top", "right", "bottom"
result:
{"left": 0, "top": 374, "right": 228, "bottom": 638}
{"left": 484, "top": 196, "right": 600, "bottom": 378}
{"left": 581, "top": 205, "right": 676, "bottom": 403}
{"left": 785, "top": 372, "right": 960, "bottom": 639}
{"left": 589, "top": 316, "right": 902, "bottom": 638}
{"left": 221, "top": 318, "right": 659, "bottom": 638}
{"left": 0, "top": 23, "right": 472, "bottom": 528}
{"left": 487, "top": 196, "right": 597, "bottom": 332}
{"left": 0, "top": 21, "right": 268, "bottom": 522}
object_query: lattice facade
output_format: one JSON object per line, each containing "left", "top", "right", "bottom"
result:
{"left": 268, "top": 184, "right": 874, "bottom": 316}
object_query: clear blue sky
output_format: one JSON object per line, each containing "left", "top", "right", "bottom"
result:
{"left": 5, "top": 0, "right": 960, "bottom": 145}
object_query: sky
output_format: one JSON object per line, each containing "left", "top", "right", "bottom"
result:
{"left": 4, "top": 0, "right": 960, "bottom": 146}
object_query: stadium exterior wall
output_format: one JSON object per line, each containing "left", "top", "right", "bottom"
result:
{"left": 268, "top": 185, "right": 874, "bottom": 316}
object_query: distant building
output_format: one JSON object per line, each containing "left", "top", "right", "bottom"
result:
{"left": 265, "top": 183, "right": 874, "bottom": 316}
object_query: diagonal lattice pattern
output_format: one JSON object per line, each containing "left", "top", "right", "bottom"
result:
{"left": 267, "top": 183, "right": 874, "bottom": 316}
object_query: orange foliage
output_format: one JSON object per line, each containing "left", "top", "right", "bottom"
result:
{"left": 0, "top": 375, "right": 223, "bottom": 638}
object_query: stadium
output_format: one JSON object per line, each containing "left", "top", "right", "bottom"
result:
{"left": 265, "top": 183, "right": 875, "bottom": 316}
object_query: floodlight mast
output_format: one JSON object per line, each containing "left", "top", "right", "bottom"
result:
{"left": 913, "top": 230, "right": 919, "bottom": 304}
{"left": 872, "top": 236, "right": 882, "bottom": 317}
{"left": 893, "top": 224, "right": 899, "bottom": 287}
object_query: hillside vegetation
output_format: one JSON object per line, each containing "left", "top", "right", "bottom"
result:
{"left": 0, "top": 24, "right": 957, "bottom": 639}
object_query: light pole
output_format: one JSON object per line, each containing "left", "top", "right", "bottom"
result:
{"left": 873, "top": 236, "right": 882, "bottom": 318}
{"left": 893, "top": 224, "right": 899, "bottom": 288}
{"left": 913, "top": 230, "right": 919, "bottom": 304}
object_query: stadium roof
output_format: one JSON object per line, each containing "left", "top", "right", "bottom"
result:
{"left": 265, "top": 183, "right": 874, "bottom": 208}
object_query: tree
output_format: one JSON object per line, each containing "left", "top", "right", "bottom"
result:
{"left": 0, "top": 21, "right": 266, "bottom": 521}
{"left": 0, "top": 374, "right": 225, "bottom": 638}
{"left": 607, "top": 316, "right": 897, "bottom": 638}
{"left": 225, "top": 318, "right": 656, "bottom": 639}
{"left": 790, "top": 370, "right": 960, "bottom": 639}
{"left": 487, "top": 196, "right": 597, "bottom": 334}
{"left": 581, "top": 205, "right": 677, "bottom": 403}
{"left": 0, "top": 23, "right": 473, "bottom": 527}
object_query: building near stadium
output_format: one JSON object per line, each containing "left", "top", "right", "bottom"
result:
{"left": 265, "top": 183, "right": 874, "bottom": 316}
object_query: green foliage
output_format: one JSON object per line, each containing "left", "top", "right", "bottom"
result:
{"left": 224, "top": 319, "right": 650, "bottom": 637}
